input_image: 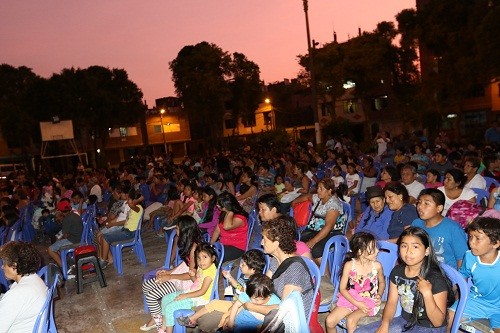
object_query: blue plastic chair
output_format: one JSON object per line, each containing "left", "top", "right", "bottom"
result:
{"left": 471, "top": 187, "right": 489, "bottom": 207}
{"left": 341, "top": 201, "right": 353, "bottom": 232}
{"left": 484, "top": 176, "right": 500, "bottom": 190}
{"left": 60, "top": 216, "right": 92, "bottom": 280}
{"left": 376, "top": 241, "right": 399, "bottom": 302}
{"left": 318, "top": 235, "right": 349, "bottom": 313}
{"left": 441, "top": 264, "right": 469, "bottom": 333}
{"left": 172, "top": 242, "right": 224, "bottom": 333}
{"left": 302, "top": 257, "right": 322, "bottom": 325}
{"left": 32, "top": 273, "right": 59, "bottom": 333}
{"left": 110, "top": 211, "right": 147, "bottom": 275}
{"left": 20, "top": 204, "right": 35, "bottom": 242}
{"left": 349, "top": 172, "right": 364, "bottom": 217}
{"left": 0, "top": 259, "right": 11, "bottom": 293}
{"left": 6, "top": 219, "right": 23, "bottom": 242}
{"left": 245, "top": 209, "right": 257, "bottom": 250}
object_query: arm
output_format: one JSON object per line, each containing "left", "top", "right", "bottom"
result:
{"left": 291, "top": 193, "right": 313, "bottom": 205}
{"left": 376, "top": 281, "right": 399, "bottom": 333}
{"left": 128, "top": 197, "right": 141, "bottom": 213}
{"left": 417, "top": 277, "right": 448, "bottom": 327}
{"left": 227, "top": 300, "right": 244, "bottom": 328}
{"left": 244, "top": 283, "right": 301, "bottom": 315}
{"left": 236, "top": 185, "right": 257, "bottom": 201}
{"left": 221, "top": 211, "right": 244, "bottom": 231}
{"left": 172, "top": 199, "right": 195, "bottom": 218}
{"left": 176, "top": 275, "right": 214, "bottom": 300}
{"left": 298, "top": 176, "right": 311, "bottom": 194}
{"left": 375, "top": 262, "right": 385, "bottom": 305}
{"left": 210, "top": 225, "right": 221, "bottom": 244}
{"left": 487, "top": 187, "right": 498, "bottom": 208}
{"left": 305, "top": 209, "right": 339, "bottom": 249}
{"left": 338, "top": 262, "right": 371, "bottom": 313}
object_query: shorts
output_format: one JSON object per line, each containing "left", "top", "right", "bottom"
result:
{"left": 102, "top": 228, "right": 134, "bottom": 244}
{"left": 49, "top": 239, "right": 75, "bottom": 252}
{"left": 450, "top": 297, "right": 500, "bottom": 329}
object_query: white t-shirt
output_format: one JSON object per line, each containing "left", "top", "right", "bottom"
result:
{"left": 376, "top": 138, "right": 390, "bottom": 156}
{"left": 405, "top": 180, "right": 425, "bottom": 200}
{"left": 346, "top": 173, "right": 360, "bottom": 194}
{"left": 438, "top": 186, "right": 477, "bottom": 216}
{"left": 0, "top": 274, "right": 48, "bottom": 333}
{"left": 90, "top": 184, "right": 103, "bottom": 203}
{"left": 465, "top": 174, "right": 487, "bottom": 190}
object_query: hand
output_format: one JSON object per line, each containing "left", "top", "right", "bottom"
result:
{"left": 356, "top": 300, "right": 371, "bottom": 314}
{"left": 222, "top": 270, "right": 231, "bottom": 279}
{"left": 416, "top": 276, "right": 433, "bottom": 296}
{"left": 175, "top": 294, "right": 186, "bottom": 301}
{"left": 375, "top": 324, "right": 389, "bottom": 333}
{"left": 156, "top": 269, "right": 168, "bottom": 278}
{"left": 306, "top": 241, "right": 316, "bottom": 249}
{"left": 188, "top": 269, "right": 196, "bottom": 278}
{"left": 373, "top": 294, "right": 382, "bottom": 306}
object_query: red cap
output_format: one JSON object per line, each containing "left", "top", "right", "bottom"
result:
{"left": 57, "top": 201, "right": 71, "bottom": 212}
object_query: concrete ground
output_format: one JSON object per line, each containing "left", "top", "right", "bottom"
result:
{"left": 45, "top": 221, "right": 330, "bottom": 333}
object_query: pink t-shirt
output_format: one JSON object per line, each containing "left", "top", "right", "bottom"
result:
{"left": 218, "top": 214, "right": 248, "bottom": 251}
{"left": 295, "top": 240, "right": 311, "bottom": 256}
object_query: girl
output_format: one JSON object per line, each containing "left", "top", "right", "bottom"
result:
{"left": 326, "top": 232, "right": 385, "bottom": 333}
{"left": 355, "top": 227, "right": 454, "bottom": 333}
{"left": 159, "top": 242, "right": 218, "bottom": 333}
{"left": 424, "top": 169, "right": 442, "bottom": 189}
{"left": 331, "top": 165, "right": 345, "bottom": 189}
{"left": 345, "top": 163, "right": 360, "bottom": 197}
{"left": 197, "top": 186, "right": 220, "bottom": 238}
{"left": 274, "top": 174, "right": 286, "bottom": 199}
{"left": 141, "top": 216, "right": 202, "bottom": 331}
{"left": 166, "top": 181, "right": 198, "bottom": 229}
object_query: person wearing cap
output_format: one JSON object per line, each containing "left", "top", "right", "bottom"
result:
{"left": 47, "top": 199, "right": 83, "bottom": 268}
{"left": 347, "top": 186, "right": 392, "bottom": 240}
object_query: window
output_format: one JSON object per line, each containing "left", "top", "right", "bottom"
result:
{"left": 153, "top": 125, "right": 162, "bottom": 133}
{"left": 242, "top": 115, "right": 256, "bottom": 128}
{"left": 343, "top": 100, "right": 357, "bottom": 114}
{"left": 119, "top": 127, "right": 127, "bottom": 137}
{"left": 224, "top": 119, "right": 236, "bottom": 129}
{"left": 263, "top": 112, "right": 271, "bottom": 125}
{"left": 372, "top": 96, "right": 388, "bottom": 111}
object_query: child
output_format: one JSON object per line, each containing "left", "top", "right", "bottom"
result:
{"left": 425, "top": 169, "right": 443, "bottom": 189}
{"left": 158, "top": 242, "right": 218, "bottom": 333}
{"left": 164, "top": 182, "right": 197, "bottom": 231}
{"left": 326, "top": 232, "right": 385, "bottom": 333}
{"left": 225, "top": 273, "right": 281, "bottom": 332}
{"left": 355, "top": 227, "right": 454, "bottom": 333}
{"left": 447, "top": 217, "right": 500, "bottom": 333}
{"left": 331, "top": 165, "right": 345, "bottom": 189}
{"left": 345, "top": 163, "right": 360, "bottom": 197}
{"left": 412, "top": 188, "right": 468, "bottom": 269}
{"left": 197, "top": 186, "right": 220, "bottom": 238}
{"left": 274, "top": 175, "right": 286, "bottom": 199}
{"left": 177, "top": 249, "right": 267, "bottom": 329}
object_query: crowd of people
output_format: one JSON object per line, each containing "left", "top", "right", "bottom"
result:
{"left": 0, "top": 131, "right": 499, "bottom": 333}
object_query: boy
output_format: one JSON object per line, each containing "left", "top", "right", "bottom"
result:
{"left": 448, "top": 217, "right": 500, "bottom": 333}
{"left": 225, "top": 273, "right": 281, "bottom": 332}
{"left": 177, "top": 249, "right": 266, "bottom": 329}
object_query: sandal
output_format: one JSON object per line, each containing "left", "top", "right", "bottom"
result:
{"left": 176, "top": 316, "right": 196, "bottom": 328}
{"left": 139, "top": 323, "right": 156, "bottom": 331}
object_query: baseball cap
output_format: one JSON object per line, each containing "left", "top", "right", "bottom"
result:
{"left": 57, "top": 201, "right": 72, "bottom": 212}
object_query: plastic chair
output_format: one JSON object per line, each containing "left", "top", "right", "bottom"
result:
{"left": 260, "top": 290, "right": 309, "bottom": 332}
{"left": 471, "top": 187, "right": 489, "bottom": 207}
{"left": 245, "top": 209, "right": 257, "bottom": 250}
{"left": 376, "top": 241, "right": 398, "bottom": 301}
{"left": 6, "top": 219, "right": 23, "bottom": 242}
{"left": 484, "top": 176, "right": 500, "bottom": 190}
{"left": 441, "top": 264, "right": 469, "bottom": 333}
{"left": 172, "top": 242, "right": 225, "bottom": 333}
{"left": 302, "top": 257, "right": 322, "bottom": 325}
{"left": 341, "top": 201, "right": 353, "bottom": 233}
{"left": 110, "top": 211, "right": 147, "bottom": 275}
{"left": 349, "top": 172, "right": 364, "bottom": 217}
{"left": 20, "top": 204, "right": 35, "bottom": 242}
{"left": 318, "top": 235, "right": 349, "bottom": 313}
{"left": 32, "top": 273, "right": 59, "bottom": 333}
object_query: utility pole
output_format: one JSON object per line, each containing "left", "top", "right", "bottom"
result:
{"left": 302, "top": 0, "right": 321, "bottom": 145}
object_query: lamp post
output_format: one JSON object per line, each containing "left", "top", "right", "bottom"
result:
{"left": 302, "top": 0, "right": 321, "bottom": 145}
{"left": 159, "top": 108, "right": 168, "bottom": 154}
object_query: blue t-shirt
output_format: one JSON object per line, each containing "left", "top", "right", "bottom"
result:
{"left": 387, "top": 204, "right": 418, "bottom": 239}
{"left": 235, "top": 293, "right": 281, "bottom": 330}
{"left": 460, "top": 250, "right": 500, "bottom": 307}
{"left": 412, "top": 217, "right": 468, "bottom": 269}
{"left": 355, "top": 205, "right": 392, "bottom": 240}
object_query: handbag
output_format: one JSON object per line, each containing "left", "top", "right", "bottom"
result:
{"left": 292, "top": 200, "right": 312, "bottom": 227}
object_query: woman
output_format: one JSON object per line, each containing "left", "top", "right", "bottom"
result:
{"left": 376, "top": 165, "right": 399, "bottom": 189}
{"left": 293, "top": 178, "right": 346, "bottom": 263}
{"left": 0, "top": 241, "right": 47, "bottom": 333}
{"left": 384, "top": 181, "right": 419, "bottom": 243}
{"left": 235, "top": 167, "right": 258, "bottom": 213}
{"left": 210, "top": 192, "right": 248, "bottom": 262}
{"left": 284, "top": 161, "right": 311, "bottom": 195}
{"left": 359, "top": 156, "right": 378, "bottom": 192}
{"left": 438, "top": 169, "right": 476, "bottom": 216}
{"left": 245, "top": 216, "right": 315, "bottom": 325}
{"left": 257, "top": 193, "right": 312, "bottom": 259}
{"left": 141, "top": 216, "right": 202, "bottom": 331}
{"left": 348, "top": 185, "right": 392, "bottom": 240}
{"left": 463, "top": 157, "right": 487, "bottom": 190}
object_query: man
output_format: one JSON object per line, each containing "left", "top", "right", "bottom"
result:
{"left": 401, "top": 164, "right": 425, "bottom": 204}
{"left": 47, "top": 200, "right": 83, "bottom": 275}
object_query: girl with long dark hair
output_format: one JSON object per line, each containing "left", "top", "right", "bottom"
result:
{"left": 197, "top": 186, "right": 220, "bottom": 238}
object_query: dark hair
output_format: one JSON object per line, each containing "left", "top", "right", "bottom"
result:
{"left": 201, "top": 186, "right": 218, "bottom": 224}
{"left": 468, "top": 217, "right": 500, "bottom": 245}
{"left": 384, "top": 181, "right": 410, "bottom": 204}
{"left": 417, "top": 188, "right": 445, "bottom": 207}
{"left": 242, "top": 249, "right": 267, "bottom": 274}
{"left": 342, "top": 232, "right": 377, "bottom": 274}
{"left": 382, "top": 166, "right": 400, "bottom": 182}
{"left": 426, "top": 169, "right": 440, "bottom": 181}
{"left": 245, "top": 273, "right": 273, "bottom": 299}
{"left": 445, "top": 169, "right": 467, "bottom": 189}
{"left": 217, "top": 192, "right": 248, "bottom": 220}
{"left": 71, "top": 190, "right": 83, "bottom": 199}
{"left": 397, "top": 227, "right": 454, "bottom": 330}
{"left": 41, "top": 208, "right": 50, "bottom": 215}
{"left": 435, "top": 148, "right": 448, "bottom": 157}
{"left": 261, "top": 216, "right": 297, "bottom": 254}
{"left": 464, "top": 157, "right": 481, "bottom": 170}
{"left": 257, "top": 194, "right": 281, "bottom": 214}
{"left": 295, "top": 161, "right": 309, "bottom": 174}
{"left": 195, "top": 242, "right": 218, "bottom": 267}
{"left": 176, "top": 215, "right": 202, "bottom": 263}
{"left": 0, "top": 241, "right": 42, "bottom": 276}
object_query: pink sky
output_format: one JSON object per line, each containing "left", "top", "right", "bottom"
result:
{"left": 0, "top": 1, "right": 414, "bottom": 106}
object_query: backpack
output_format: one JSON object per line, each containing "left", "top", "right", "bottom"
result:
{"left": 445, "top": 200, "right": 485, "bottom": 229}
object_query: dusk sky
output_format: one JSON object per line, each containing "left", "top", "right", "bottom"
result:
{"left": 1, "top": 1, "right": 414, "bottom": 106}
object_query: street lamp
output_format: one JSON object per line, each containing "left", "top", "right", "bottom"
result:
{"left": 302, "top": 0, "right": 321, "bottom": 145}
{"left": 159, "top": 108, "right": 168, "bottom": 154}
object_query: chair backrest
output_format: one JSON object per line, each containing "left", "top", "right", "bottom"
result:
{"left": 6, "top": 219, "right": 22, "bottom": 242}
{"left": 484, "top": 176, "right": 500, "bottom": 190}
{"left": 32, "top": 274, "right": 58, "bottom": 333}
{"left": 471, "top": 187, "right": 489, "bottom": 207}
{"left": 164, "top": 229, "right": 177, "bottom": 269}
{"left": 341, "top": 201, "right": 352, "bottom": 231}
{"left": 211, "top": 242, "right": 225, "bottom": 300}
{"left": 246, "top": 209, "right": 257, "bottom": 250}
{"left": 133, "top": 210, "right": 145, "bottom": 242}
{"left": 441, "top": 263, "right": 469, "bottom": 333}
{"left": 376, "top": 240, "right": 399, "bottom": 301}
{"left": 319, "top": 235, "right": 349, "bottom": 277}
{"left": 302, "top": 257, "right": 322, "bottom": 325}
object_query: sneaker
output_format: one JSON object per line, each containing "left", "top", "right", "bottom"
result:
{"left": 163, "top": 224, "right": 176, "bottom": 231}
{"left": 139, "top": 323, "right": 156, "bottom": 331}
{"left": 67, "top": 266, "right": 76, "bottom": 280}
{"left": 99, "top": 259, "right": 108, "bottom": 270}
{"left": 176, "top": 316, "right": 196, "bottom": 328}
